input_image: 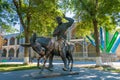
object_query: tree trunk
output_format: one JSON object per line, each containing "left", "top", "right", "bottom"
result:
{"left": 93, "top": 19, "right": 102, "bottom": 66}
{"left": 24, "top": 9, "right": 31, "bottom": 64}
{"left": 13, "top": 0, "right": 31, "bottom": 64}
{"left": 23, "top": 31, "right": 30, "bottom": 64}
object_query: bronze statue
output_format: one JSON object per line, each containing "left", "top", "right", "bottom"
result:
{"left": 21, "top": 15, "right": 74, "bottom": 72}
{"left": 21, "top": 33, "right": 74, "bottom": 72}
{"left": 34, "top": 33, "right": 74, "bottom": 71}
{"left": 40, "top": 15, "right": 74, "bottom": 72}
{"left": 50, "top": 15, "right": 74, "bottom": 70}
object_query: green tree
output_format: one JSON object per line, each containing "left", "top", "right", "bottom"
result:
{"left": 62, "top": 0, "right": 120, "bottom": 65}
{"left": 0, "top": 0, "right": 17, "bottom": 33}
{"left": 12, "top": 0, "right": 62, "bottom": 64}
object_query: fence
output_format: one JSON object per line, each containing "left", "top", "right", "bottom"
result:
{"left": 54, "top": 52, "right": 119, "bottom": 62}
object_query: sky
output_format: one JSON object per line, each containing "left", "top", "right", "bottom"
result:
{"left": 66, "top": 11, "right": 74, "bottom": 18}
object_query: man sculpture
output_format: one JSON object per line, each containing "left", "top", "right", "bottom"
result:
{"left": 53, "top": 15, "right": 74, "bottom": 40}
{"left": 51, "top": 15, "right": 74, "bottom": 71}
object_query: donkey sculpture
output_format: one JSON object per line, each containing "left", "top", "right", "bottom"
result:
{"left": 33, "top": 33, "right": 74, "bottom": 72}
{"left": 34, "top": 41, "right": 74, "bottom": 71}
{"left": 21, "top": 33, "right": 74, "bottom": 72}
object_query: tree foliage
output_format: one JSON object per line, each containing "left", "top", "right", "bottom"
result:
{"left": 0, "top": 0, "right": 17, "bottom": 33}
{"left": 60, "top": 0, "right": 120, "bottom": 57}
{"left": 12, "top": 0, "right": 63, "bottom": 64}
{"left": 61, "top": 0, "right": 120, "bottom": 37}
{"left": 13, "top": 0, "right": 63, "bottom": 37}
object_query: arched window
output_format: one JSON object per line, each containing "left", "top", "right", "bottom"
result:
{"left": 17, "top": 38, "right": 19, "bottom": 45}
{"left": 10, "top": 37, "right": 15, "bottom": 45}
{"left": 8, "top": 48, "right": 14, "bottom": 57}
{"left": 16, "top": 48, "right": 19, "bottom": 57}
{"left": 3, "top": 38, "right": 8, "bottom": 46}
{"left": 75, "top": 43, "right": 83, "bottom": 52}
{"left": 2, "top": 49, "right": 7, "bottom": 57}
{"left": 88, "top": 44, "right": 96, "bottom": 57}
{"left": 73, "top": 43, "right": 83, "bottom": 58}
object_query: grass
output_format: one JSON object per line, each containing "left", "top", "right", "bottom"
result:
{"left": 82, "top": 65, "right": 120, "bottom": 73}
{"left": 0, "top": 64, "right": 38, "bottom": 72}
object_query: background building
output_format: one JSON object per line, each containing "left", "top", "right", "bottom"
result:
{"left": 1, "top": 33, "right": 24, "bottom": 59}
{"left": 0, "top": 25, "right": 119, "bottom": 62}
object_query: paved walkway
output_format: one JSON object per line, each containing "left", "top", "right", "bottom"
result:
{"left": 0, "top": 62, "right": 120, "bottom": 80}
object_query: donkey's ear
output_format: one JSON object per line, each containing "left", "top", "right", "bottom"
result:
{"left": 33, "top": 33, "right": 37, "bottom": 37}
{"left": 32, "top": 33, "right": 37, "bottom": 41}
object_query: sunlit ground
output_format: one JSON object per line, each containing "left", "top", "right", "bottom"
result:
{"left": 0, "top": 61, "right": 120, "bottom": 73}
{"left": 0, "top": 63, "right": 37, "bottom": 72}
{"left": 74, "top": 62, "right": 120, "bottom": 73}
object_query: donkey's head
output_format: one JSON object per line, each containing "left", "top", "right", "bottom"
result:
{"left": 32, "top": 41, "right": 46, "bottom": 57}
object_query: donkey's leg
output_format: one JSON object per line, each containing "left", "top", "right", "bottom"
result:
{"left": 37, "top": 58, "right": 40, "bottom": 68}
{"left": 69, "top": 53, "right": 73, "bottom": 71}
{"left": 48, "top": 53, "right": 54, "bottom": 68}
{"left": 45, "top": 53, "right": 54, "bottom": 71}
{"left": 60, "top": 49, "right": 68, "bottom": 71}
{"left": 39, "top": 52, "right": 50, "bottom": 73}
{"left": 37, "top": 57, "right": 41, "bottom": 69}
{"left": 39, "top": 57, "right": 47, "bottom": 73}
{"left": 66, "top": 53, "right": 70, "bottom": 68}
{"left": 68, "top": 46, "right": 74, "bottom": 71}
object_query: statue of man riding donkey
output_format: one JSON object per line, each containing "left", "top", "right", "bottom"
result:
{"left": 21, "top": 14, "right": 74, "bottom": 72}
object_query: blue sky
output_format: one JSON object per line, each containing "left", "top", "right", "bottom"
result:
{"left": 66, "top": 11, "right": 74, "bottom": 18}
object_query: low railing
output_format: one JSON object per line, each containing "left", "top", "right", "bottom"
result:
{"left": 54, "top": 52, "right": 119, "bottom": 62}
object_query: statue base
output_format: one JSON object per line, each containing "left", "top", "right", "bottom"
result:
{"left": 30, "top": 71, "right": 79, "bottom": 79}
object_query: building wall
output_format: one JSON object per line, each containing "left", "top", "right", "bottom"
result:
{"left": 116, "top": 44, "right": 120, "bottom": 59}
{"left": 0, "top": 34, "right": 24, "bottom": 59}
{"left": 87, "top": 44, "right": 96, "bottom": 57}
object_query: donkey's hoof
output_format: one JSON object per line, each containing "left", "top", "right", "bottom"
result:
{"left": 48, "top": 65, "right": 54, "bottom": 68}
{"left": 70, "top": 69, "right": 72, "bottom": 72}
{"left": 62, "top": 68, "right": 68, "bottom": 71}
{"left": 38, "top": 67, "right": 41, "bottom": 69}
{"left": 47, "top": 68, "right": 53, "bottom": 71}
{"left": 39, "top": 71, "right": 42, "bottom": 74}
